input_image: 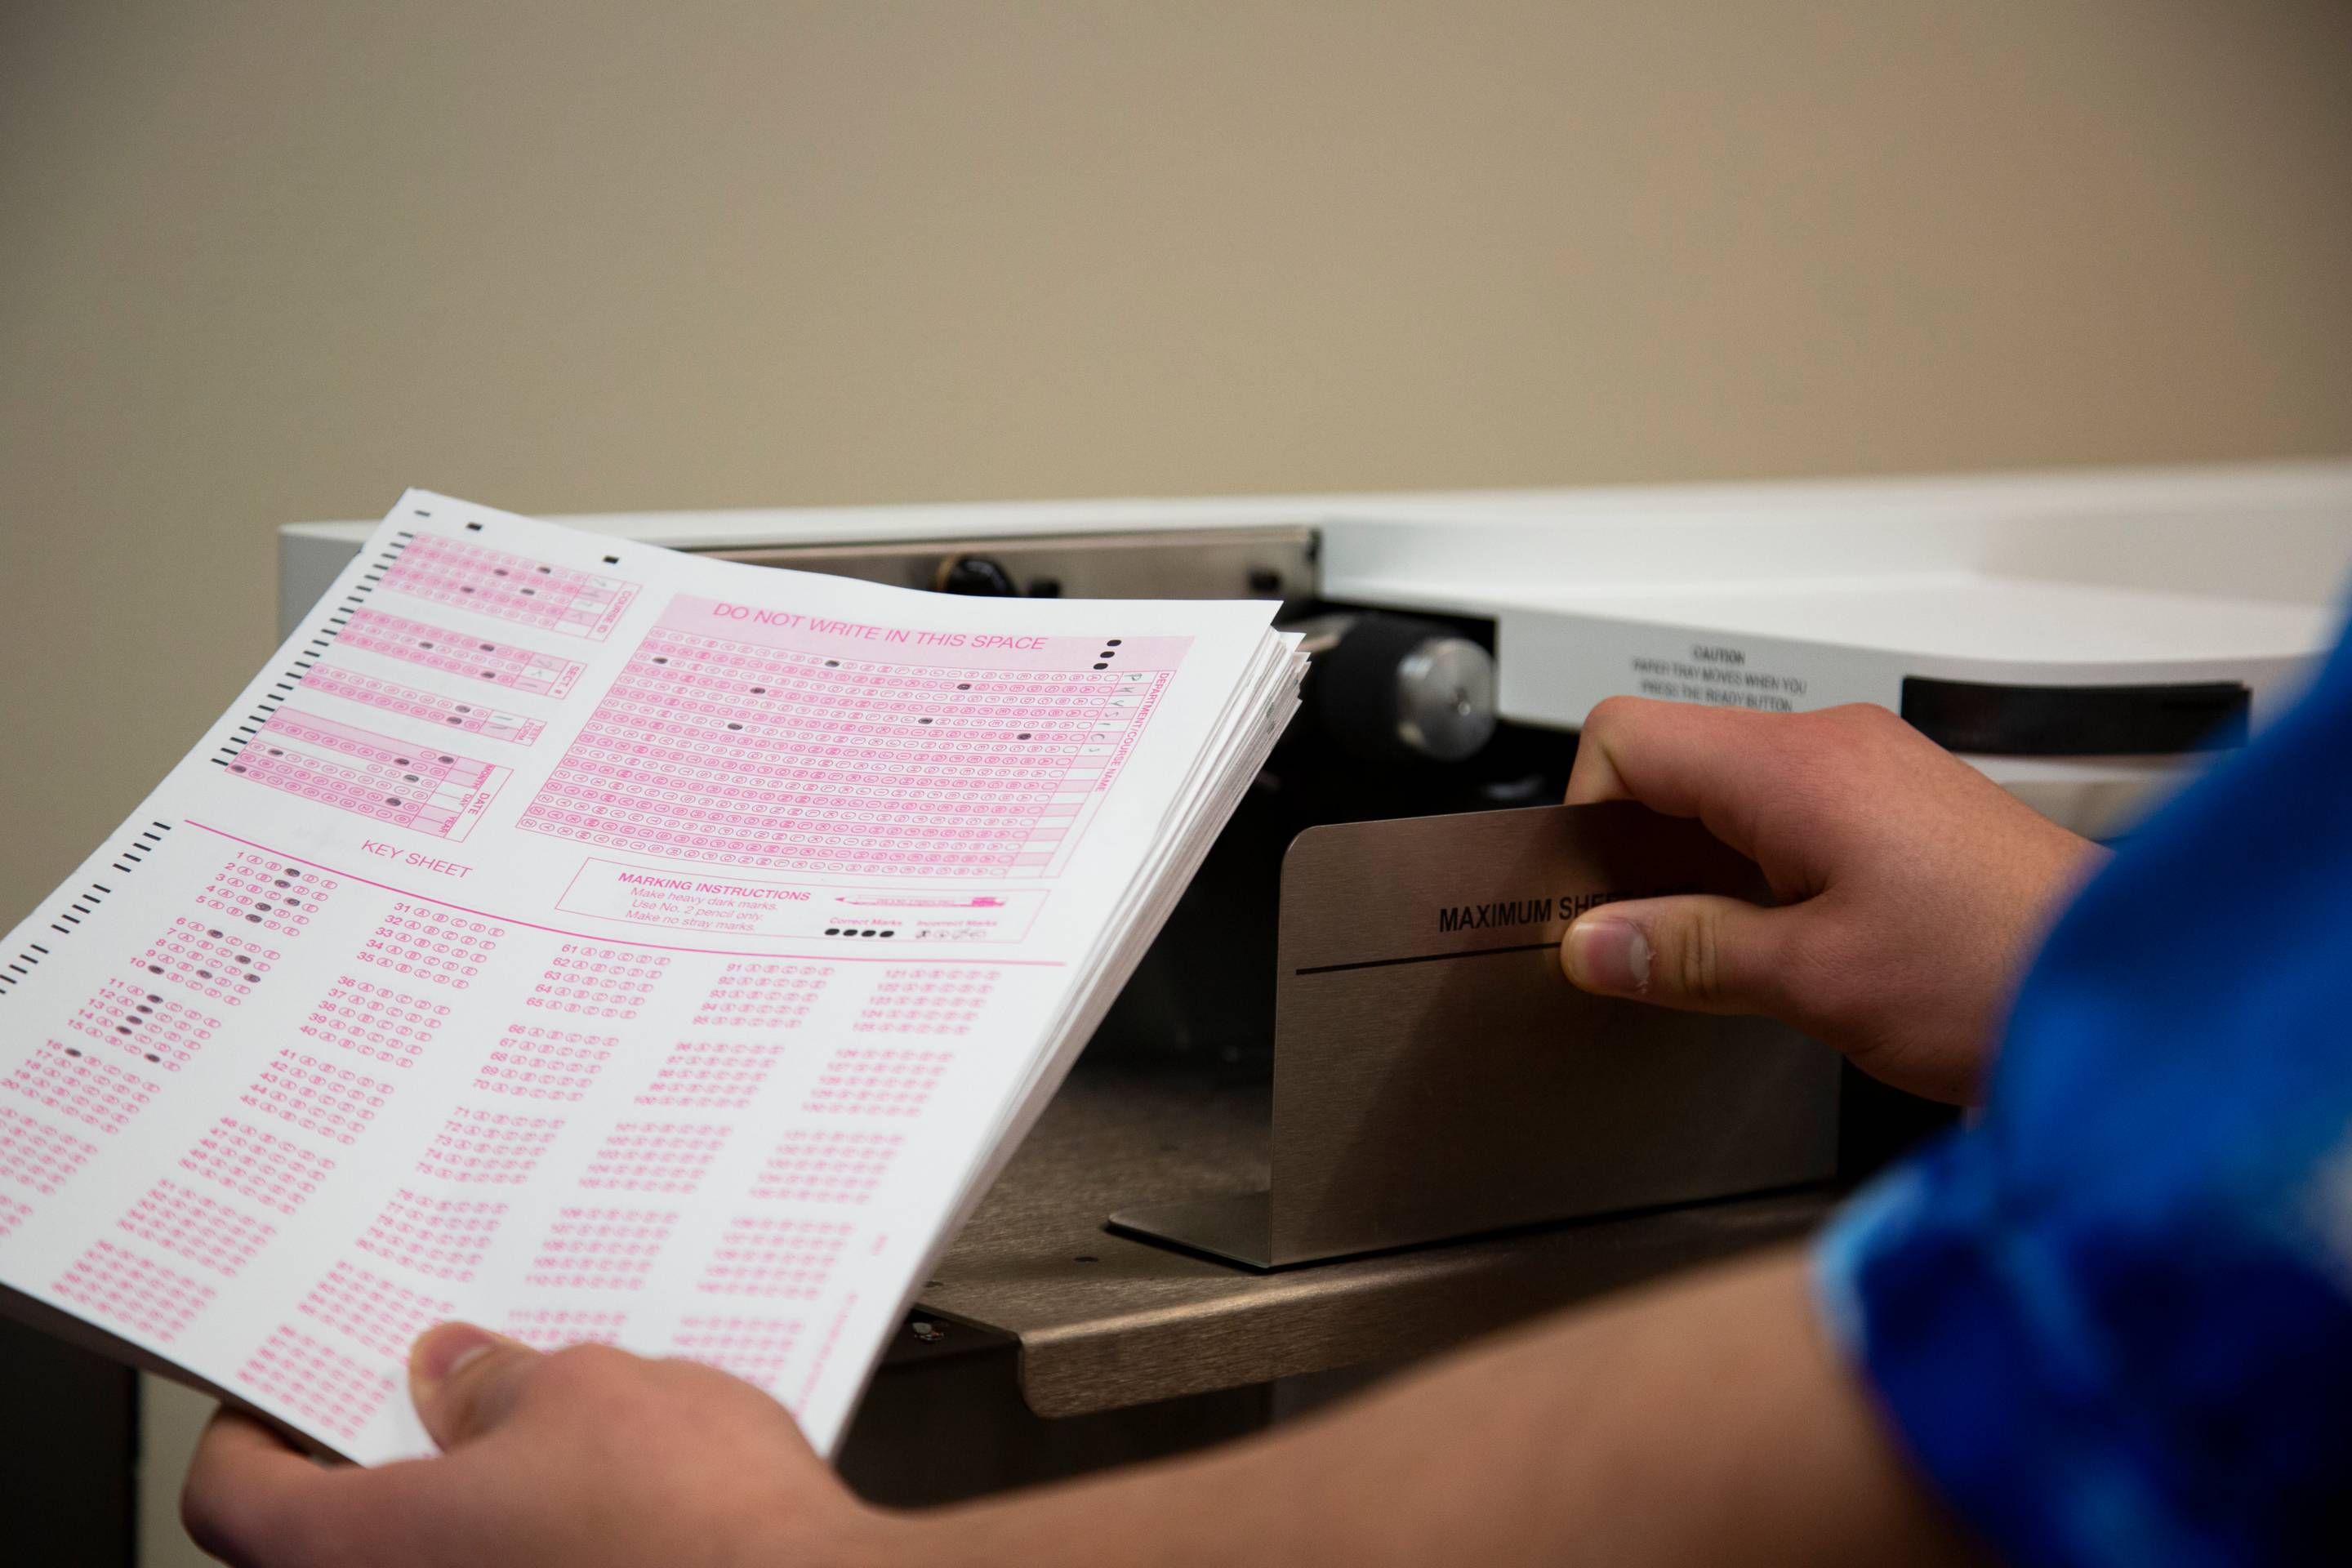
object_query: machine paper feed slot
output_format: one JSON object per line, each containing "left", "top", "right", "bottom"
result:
{"left": 1899, "top": 675, "right": 2252, "bottom": 756}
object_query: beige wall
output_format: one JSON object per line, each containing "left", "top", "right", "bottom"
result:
{"left": 2, "top": 2, "right": 2350, "bottom": 1559}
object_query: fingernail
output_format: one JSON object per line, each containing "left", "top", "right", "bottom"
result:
{"left": 412, "top": 1322, "right": 501, "bottom": 1392}
{"left": 1566, "top": 919, "right": 1650, "bottom": 993}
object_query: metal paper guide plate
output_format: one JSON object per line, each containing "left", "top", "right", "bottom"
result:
{"left": 1112, "top": 803, "right": 1841, "bottom": 1269}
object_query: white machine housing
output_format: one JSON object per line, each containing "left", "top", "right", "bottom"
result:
{"left": 281, "top": 461, "right": 2352, "bottom": 836}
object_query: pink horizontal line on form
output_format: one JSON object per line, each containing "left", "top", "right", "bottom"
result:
{"left": 181, "top": 820, "right": 1065, "bottom": 968}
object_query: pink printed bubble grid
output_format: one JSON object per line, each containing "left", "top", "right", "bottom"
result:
{"left": 180, "top": 1117, "right": 336, "bottom": 1216}
{"left": 357, "top": 902, "right": 503, "bottom": 990}
{"left": 580, "top": 1121, "right": 731, "bottom": 1194}
{"left": 381, "top": 535, "right": 636, "bottom": 639}
{"left": 334, "top": 607, "right": 585, "bottom": 697}
{"left": 693, "top": 962, "right": 831, "bottom": 1029}
{"left": 357, "top": 1188, "right": 506, "bottom": 1282}
{"left": 853, "top": 966, "right": 996, "bottom": 1036}
{"left": 505, "top": 1307, "right": 628, "bottom": 1349}
{"left": 635, "top": 1036, "right": 787, "bottom": 1110}
{"left": 0, "top": 1103, "right": 96, "bottom": 1195}
{"left": 239, "top": 1325, "right": 394, "bottom": 1440}
{"left": 300, "top": 1261, "right": 453, "bottom": 1361}
{"left": 803, "top": 1047, "right": 952, "bottom": 1117}
{"left": 697, "top": 1216, "right": 852, "bottom": 1299}
{"left": 7, "top": 1041, "right": 153, "bottom": 1135}
{"left": 300, "top": 660, "right": 548, "bottom": 744}
{"left": 525, "top": 1206, "right": 679, "bottom": 1290}
{"left": 136, "top": 916, "right": 277, "bottom": 1007}
{"left": 477, "top": 1025, "right": 613, "bottom": 1102}
{"left": 197, "top": 852, "right": 336, "bottom": 936}
{"left": 54, "top": 1240, "right": 212, "bottom": 1343}
{"left": 525, "top": 942, "right": 669, "bottom": 1022}
{"left": 750, "top": 1129, "right": 902, "bottom": 1205}
{"left": 241, "top": 1049, "right": 394, "bottom": 1146}
{"left": 68, "top": 977, "right": 219, "bottom": 1071}
{"left": 673, "top": 1315, "right": 800, "bottom": 1385}
{"left": 416, "top": 1107, "right": 565, "bottom": 1184}
{"left": 118, "top": 1178, "right": 276, "bottom": 1278}
{"left": 301, "top": 975, "right": 450, "bottom": 1071}
{"left": 517, "top": 621, "right": 1174, "bottom": 875}
{"left": 227, "top": 710, "right": 506, "bottom": 841}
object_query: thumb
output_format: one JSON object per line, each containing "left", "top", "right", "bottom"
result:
{"left": 1560, "top": 894, "right": 1793, "bottom": 1016}
{"left": 409, "top": 1321, "right": 540, "bottom": 1451}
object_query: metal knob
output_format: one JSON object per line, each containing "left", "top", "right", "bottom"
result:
{"left": 1395, "top": 635, "right": 1497, "bottom": 761}
{"left": 1294, "top": 612, "right": 1499, "bottom": 763}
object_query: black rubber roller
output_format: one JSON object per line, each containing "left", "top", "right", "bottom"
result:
{"left": 938, "top": 555, "right": 1018, "bottom": 595}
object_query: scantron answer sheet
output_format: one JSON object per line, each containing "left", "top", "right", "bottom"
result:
{"left": 0, "top": 491, "right": 1302, "bottom": 1462}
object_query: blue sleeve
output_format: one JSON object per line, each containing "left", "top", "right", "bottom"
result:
{"left": 1815, "top": 628, "right": 2352, "bottom": 1568}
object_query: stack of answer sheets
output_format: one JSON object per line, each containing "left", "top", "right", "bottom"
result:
{"left": 0, "top": 489, "right": 1304, "bottom": 1461}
